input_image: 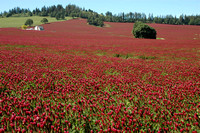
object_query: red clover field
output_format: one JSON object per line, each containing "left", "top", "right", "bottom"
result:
{"left": 0, "top": 19, "right": 200, "bottom": 132}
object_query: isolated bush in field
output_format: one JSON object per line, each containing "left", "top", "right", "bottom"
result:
{"left": 24, "top": 19, "right": 33, "bottom": 26}
{"left": 87, "top": 16, "right": 104, "bottom": 27}
{"left": 41, "top": 18, "right": 48, "bottom": 24}
{"left": 133, "top": 21, "right": 143, "bottom": 30}
{"left": 113, "top": 53, "right": 131, "bottom": 59}
{"left": 132, "top": 21, "right": 157, "bottom": 39}
{"left": 21, "top": 24, "right": 28, "bottom": 29}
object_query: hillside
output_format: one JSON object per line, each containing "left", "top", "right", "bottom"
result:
{"left": 0, "top": 16, "right": 73, "bottom": 28}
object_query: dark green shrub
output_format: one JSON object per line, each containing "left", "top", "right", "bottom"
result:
{"left": 137, "top": 55, "right": 156, "bottom": 60}
{"left": 24, "top": 19, "right": 33, "bottom": 26}
{"left": 133, "top": 21, "right": 143, "bottom": 30}
{"left": 113, "top": 54, "right": 121, "bottom": 58}
{"left": 132, "top": 21, "right": 157, "bottom": 39}
{"left": 41, "top": 18, "right": 48, "bottom": 24}
{"left": 87, "top": 16, "right": 104, "bottom": 27}
{"left": 113, "top": 53, "right": 131, "bottom": 59}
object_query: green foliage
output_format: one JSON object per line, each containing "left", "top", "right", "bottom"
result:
{"left": 65, "top": 4, "right": 82, "bottom": 17}
{"left": 137, "top": 55, "right": 156, "bottom": 60}
{"left": 24, "top": 19, "right": 33, "bottom": 26}
{"left": 113, "top": 53, "right": 121, "bottom": 58}
{"left": 56, "top": 13, "right": 65, "bottom": 20}
{"left": 133, "top": 21, "right": 143, "bottom": 30}
{"left": 28, "top": 12, "right": 32, "bottom": 16}
{"left": 87, "top": 15, "right": 104, "bottom": 27}
{"left": 132, "top": 21, "right": 157, "bottom": 39}
{"left": 6, "top": 13, "right": 12, "bottom": 17}
{"left": 41, "top": 18, "right": 48, "bottom": 24}
{"left": 189, "top": 18, "right": 200, "bottom": 25}
{"left": 113, "top": 53, "right": 131, "bottom": 59}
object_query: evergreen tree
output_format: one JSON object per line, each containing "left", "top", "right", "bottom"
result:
{"left": 179, "top": 15, "right": 184, "bottom": 25}
{"left": 28, "top": 11, "right": 32, "bottom": 16}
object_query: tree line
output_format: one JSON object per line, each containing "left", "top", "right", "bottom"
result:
{"left": 104, "top": 12, "right": 200, "bottom": 25}
{"left": 1, "top": 4, "right": 200, "bottom": 26}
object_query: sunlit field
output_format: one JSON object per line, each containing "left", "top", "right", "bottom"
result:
{"left": 0, "top": 19, "right": 200, "bottom": 132}
{"left": 0, "top": 16, "right": 73, "bottom": 28}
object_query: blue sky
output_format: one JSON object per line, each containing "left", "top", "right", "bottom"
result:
{"left": 0, "top": 0, "right": 199, "bottom": 16}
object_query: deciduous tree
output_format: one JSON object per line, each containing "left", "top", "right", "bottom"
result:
{"left": 41, "top": 18, "right": 48, "bottom": 24}
{"left": 24, "top": 19, "right": 33, "bottom": 26}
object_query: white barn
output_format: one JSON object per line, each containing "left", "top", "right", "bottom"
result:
{"left": 34, "top": 26, "right": 44, "bottom": 31}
